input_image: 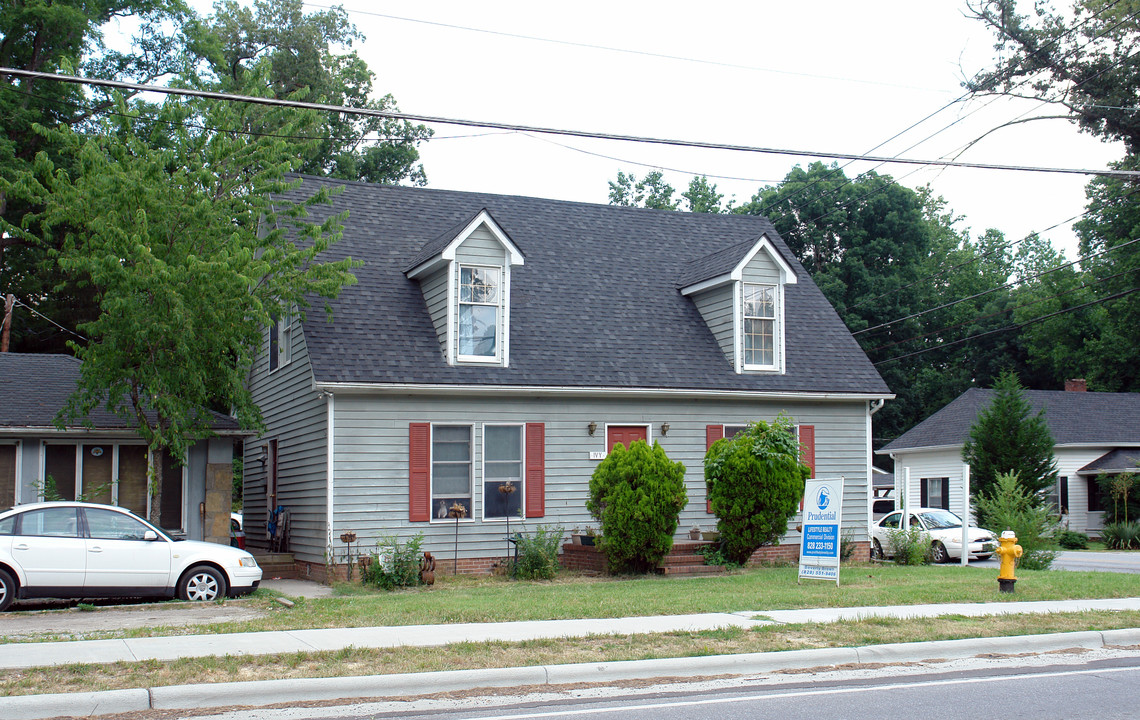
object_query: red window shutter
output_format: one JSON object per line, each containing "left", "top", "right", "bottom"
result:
{"left": 799, "top": 424, "right": 815, "bottom": 511}
{"left": 799, "top": 425, "right": 816, "bottom": 476}
{"left": 705, "top": 425, "right": 724, "bottom": 513}
{"left": 408, "top": 423, "right": 430, "bottom": 522}
{"left": 525, "top": 423, "right": 545, "bottom": 518}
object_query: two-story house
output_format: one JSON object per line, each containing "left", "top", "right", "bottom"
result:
{"left": 244, "top": 175, "right": 892, "bottom": 578}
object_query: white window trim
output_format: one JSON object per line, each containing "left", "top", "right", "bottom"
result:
{"left": 740, "top": 282, "right": 783, "bottom": 373}
{"left": 480, "top": 423, "right": 526, "bottom": 522}
{"left": 269, "top": 308, "right": 293, "bottom": 374}
{"left": 448, "top": 263, "right": 511, "bottom": 367}
{"left": 429, "top": 423, "right": 475, "bottom": 524}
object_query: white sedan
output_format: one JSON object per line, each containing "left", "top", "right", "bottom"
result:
{"left": 871, "top": 507, "right": 997, "bottom": 563}
{"left": 0, "top": 501, "right": 262, "bottom": 611}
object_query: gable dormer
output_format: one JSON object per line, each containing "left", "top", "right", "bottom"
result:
{"left": 679, "top": 234, "right": 797, "bottom": 374}
{"left": 405, "top": 209, "right": 524, "bottom": 367}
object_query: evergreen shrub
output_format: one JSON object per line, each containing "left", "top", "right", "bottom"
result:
{"left": 975, "top": 472, "right": 1059, "bottom": 570}
{"left": 704, "top": 416, "right": 810, "bottom": 566}
{"left": 587, "top": 440, "right": 688, "bottom": 573}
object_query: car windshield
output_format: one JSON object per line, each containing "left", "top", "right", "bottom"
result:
{"left": 918, "top": 509, "right": 962, "bottom": 529}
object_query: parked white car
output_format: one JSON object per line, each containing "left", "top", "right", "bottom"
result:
{"left": 0, "top": 501, "right": 262, "bottom": 611}
{"left": 871, "top": 507, "right": 997, "bottom": 563}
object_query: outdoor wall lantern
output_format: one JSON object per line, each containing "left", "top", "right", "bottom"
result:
{"left": 587, "top": 421, "right": 598, "bottom": 436}
{"left": 661, "top": 422, "right": 670, "bottom": 436}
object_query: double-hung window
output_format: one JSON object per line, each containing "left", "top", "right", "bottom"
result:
{"left": 458, "top": 266, "right": 500, "bottom": 361}
{"left": 743, "top": 283, "right": 777, "bottom": 369}
{"left": 483, "top": 425, "right": 523, "bottom": 520}
{"left": 432, "top": 425, "right": 473, "bottom": 520}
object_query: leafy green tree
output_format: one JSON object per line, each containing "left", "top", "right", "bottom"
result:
{"left": 6, "top": 93, "right": 358, "bottom": 523}
{"left": 962, "top": 371, "right": 1059, "bottom": 526}
{"left": 187, "top": 0, "right": 433, "bottom": 186}
{"left": 974, "top": 472, "right": 1058, "bottom": 570}
{"left": 0, "top": 0, "right": 191, "bottom": 354}
{"left": 704, "top": 416, "right": 809, "bottom": 565}
{"left": 587, "top": 440, "right": 688, "bottom": 573}
{"left": 607, "top": 170, "right": 679, "bottom": 210}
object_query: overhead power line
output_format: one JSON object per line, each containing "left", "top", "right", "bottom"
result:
{"left": 3, "top": 67, "right": 1138, "bottom": 179}
{"left": 873, "top": 287, "right": 1140, "bottom": 366}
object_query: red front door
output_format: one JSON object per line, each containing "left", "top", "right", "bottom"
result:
{"left": 606, "top": 425, "right": 648, "bottom": 452}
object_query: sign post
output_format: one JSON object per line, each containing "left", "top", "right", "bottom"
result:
{"left": 798, "top": 477, "right": 845, "bottom": 586}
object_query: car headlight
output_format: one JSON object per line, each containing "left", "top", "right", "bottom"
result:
{"left": 239, "top": 556, "right": 259, "bottom": 568}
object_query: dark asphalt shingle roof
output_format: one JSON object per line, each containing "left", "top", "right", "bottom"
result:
{"left": 280, "top": 175, "right": 890, "bottom": 395}
{"left": 879, "top": 388, "right": 1140, "bottom": 453}
{"left": 1078, "top": 449, "right": 1140, "bottom": 475}
{"left": 675, "top": 238, "right": 755, "bottom": 289}
{"left": 0, "top": 353, "right": 240, "bottom": 432}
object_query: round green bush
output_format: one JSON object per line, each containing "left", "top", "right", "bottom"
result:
{"left": 704, "top": 416, "right": 809, "bottom": 565}
{"left": 587, "top": 440, "right": 688, "bottom": 573}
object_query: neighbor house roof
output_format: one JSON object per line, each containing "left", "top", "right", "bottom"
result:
{"left": 1077, "top": 449, "right": 1140, "bottom": 476}
{"left": 0, "top": 353, "right": 241, "bottom": 434}
{"left": 879, "top": 388, "right": 1140, "bottom": 454}
{"left": 277, "top": 175, "right": 890, "bottom": 396}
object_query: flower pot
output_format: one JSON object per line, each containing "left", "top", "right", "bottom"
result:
{"left": 688, "top": 530, "right": 701, "bottom": 541}
{"left": 572, "top": 534, "right": 582, "bottom": 545}
{"left": 701, "top": 531, "right": 720, "bottom": 542}
{"left": 581, "top": 535, "right": 596, "bottom": 546}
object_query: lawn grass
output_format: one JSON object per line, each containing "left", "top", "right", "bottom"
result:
{"left": 4, "top": 563, "right": 1136, "bottom": 643}
{"left": 3, "top": 609, "right": 1137, "bottom": 697}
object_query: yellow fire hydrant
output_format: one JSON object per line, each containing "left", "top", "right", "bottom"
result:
{"left": 995, "top": 530, "right": 1023, "bottom": 593}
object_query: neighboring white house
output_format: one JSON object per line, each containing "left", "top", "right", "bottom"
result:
{"left": 877, "top": 380, "right": 1140, "bottom": 536}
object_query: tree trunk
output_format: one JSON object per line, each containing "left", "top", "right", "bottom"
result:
{"left": 148, "top": 444, "right": 164, "bottom": 527}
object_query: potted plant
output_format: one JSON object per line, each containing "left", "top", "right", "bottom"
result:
{"left": 571, "top": 527, "right": 583, "bottom": 545}
{"left": 582, "top": 527, "right": 598, "bottom": 546}
{"left": 688, "top": 525, "right": 702, "bottom": 541}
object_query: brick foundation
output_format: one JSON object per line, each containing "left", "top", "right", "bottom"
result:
{"left": 294, "top": 540, "right": 873, "bottom": 583}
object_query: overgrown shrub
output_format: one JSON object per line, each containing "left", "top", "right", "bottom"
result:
{"left": 511, "top": 525, "right": 564, "bottom": 580}
{"left": 1096, "top": 472, "right": 1139, "bottom": 525}
{"left": 362, "top": 533, "right": 424, "bottom": 590}
{"left": 885, "top": 526, "right": 932, "bottom": 565}
{"left": 695, "top": 542, "right": 742, "bottom": 570}
{"left": 1101, "top": 521, "right": 1140, "bottom": 550}
{"left": 839, "top": 528, "right": 857, "bottom": 562}
{"left": 1056, "top": 529, "right": 1090, "bottom": 549}
{"left": 704, "top": 416, "right": 809, "bottom": 565}
{"left": 587, "top": 440, "right": 688, "bottom": 573}
{"left": 975, "top": 472, "right": 1059, "bottom": 570}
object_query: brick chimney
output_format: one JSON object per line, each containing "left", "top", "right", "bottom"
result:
{"left": 1065, "top": 379, "right": 1088, "bottom": 392}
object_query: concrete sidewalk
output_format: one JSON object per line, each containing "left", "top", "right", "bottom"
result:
{"left": 2, "top": 598, "right": 1139, "bottom": 720}
{"left": 4, "top": 597, "right": 1139, "bottom": 671}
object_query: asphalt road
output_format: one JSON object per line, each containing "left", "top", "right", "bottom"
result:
{"left": 970, "top": 549, "right": 1140, "bottom": 573}
{"left": 185, "top": 654, "right": 1140, "bottom": 720}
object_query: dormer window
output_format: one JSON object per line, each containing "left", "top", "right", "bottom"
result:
{"left": 679, "top": 233, "right": 796, "bottom": 376}
{"left": 404, "top": 209, "right": 524, "bottom": 369}
{"left": 743, "top": 284, "right": 777, "bottom": 369}
{"left": 458, "top": 265, "right": 501, "bottom": 360}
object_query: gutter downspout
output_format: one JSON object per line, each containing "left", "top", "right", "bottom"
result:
{"left": 323, "top": 391, "right": 335, "bottom": 576}
{"left": 867, "top": 398, "right": 886, "bottom": 550}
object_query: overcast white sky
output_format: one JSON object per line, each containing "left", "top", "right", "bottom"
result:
{"left": 193, "top": 1, "right": 1124, "bottom": 258}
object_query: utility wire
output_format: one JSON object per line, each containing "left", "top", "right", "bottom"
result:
{"left": 865, "top": 267, "right": 1135, "bottom": 355}
{"left": 854, "top": 235, "right": 1140, "bottom": 337}
{"left": 3, "top": 68, "right": 1137, "bottom": 179}
{"left": 873, "top": 287, "right": 1140, "bottom": 366}
{"left": 11, "top": 298, "right": 89, "bottom": 342}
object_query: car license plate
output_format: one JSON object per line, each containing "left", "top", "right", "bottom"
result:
{"left": 982, "top": 542, "right": 994, "bottom": 552}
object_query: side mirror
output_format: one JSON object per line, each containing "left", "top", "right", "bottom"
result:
{"left": 143, "top": 530, "right": 159, "bottom": 541}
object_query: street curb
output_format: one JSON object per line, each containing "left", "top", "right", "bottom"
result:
{"left": 0, "top": 689, "right": 150, "bottom": 720}
{"left": 4, "top": 629, "right": 1137, "bottom": 719}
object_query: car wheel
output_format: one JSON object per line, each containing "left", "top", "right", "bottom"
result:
{"left": 931, "top": 541, "right": 950, "bottom": 564}
{"left": 871, "top": 538, "right": 884, "bottom": 561}
{"left": 0, "top": 568, "right": 15, "bottom": 612}
{"left": 179, "top": 565, "right": 227, "bottom": 602}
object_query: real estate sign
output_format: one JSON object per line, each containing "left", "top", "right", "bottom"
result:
{"left": 798, "top": 477, "right": 844, "bottom": 585}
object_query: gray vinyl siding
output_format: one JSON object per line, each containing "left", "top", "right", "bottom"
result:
{"left": 454, "top": 226, "right": 508, "bottom": 265}
{"left": 325, "top": 393, "right": 872, "bottom": 564}
{"left": 691, "top": 285, "right": 735, "bottom": 367}
{"left": 742, "top": 250, "right": 782, "bottom": 285}
{"left": 419, "top": 267, "right": 448, "bottom": 357}
{"left": 246, "top": 319, "right": 328, "bottom": 559}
